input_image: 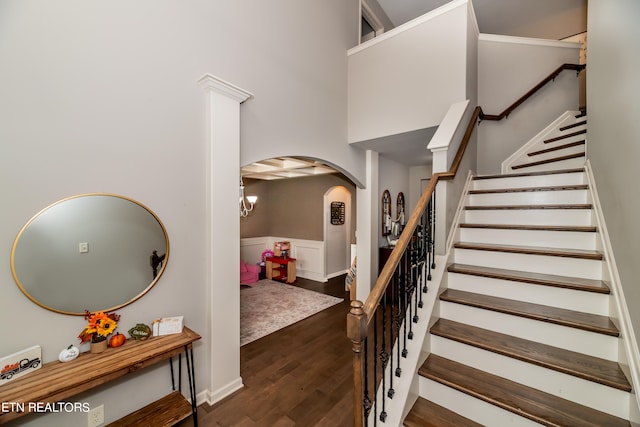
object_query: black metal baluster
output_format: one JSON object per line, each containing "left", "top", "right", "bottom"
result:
{"left": 395, "top": 263, "right": 403, "bottom": 376}
{"left": 379, "top": 295, "right": 388, "bottom": 422}
{"left": 364, "top": 336, "right": 371, "bottom": 426}
{"left": 431, "top": 188, "right": 437, "bottom": 270}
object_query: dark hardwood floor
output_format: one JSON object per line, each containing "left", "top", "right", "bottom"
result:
{"left": 178, "top": 275, "right": 354, "bottom": 426}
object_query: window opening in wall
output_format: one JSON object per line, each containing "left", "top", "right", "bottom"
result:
{"left": 361, "top": 17, "right": 375, "bottom": 41}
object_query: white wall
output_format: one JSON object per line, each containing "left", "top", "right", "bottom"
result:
{"left": 587, "top": 0, "right": 640, "bottom": 347}
{"left": 0, "top": 1, "right": 360, "bottom": 425}
{"left": 348, "top": 0, "right": 469, "bottom": 144}
{"left": 476, "top": 35, "right": 581, "bottom": 174}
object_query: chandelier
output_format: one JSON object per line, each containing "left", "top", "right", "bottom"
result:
{"left": 239, "top": 177, "right": 257, "bottom": 217}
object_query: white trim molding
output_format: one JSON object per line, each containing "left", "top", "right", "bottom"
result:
{"left": 585, "top": 160, "right": 640, "bottom": 423}
{"left": 241, "top": 236, "right": 326, "bottom": 282}
{"left": 200, "top": 74, "right": 252, "bottom": 406}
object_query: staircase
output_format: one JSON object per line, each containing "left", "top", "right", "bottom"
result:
{"left": 403, "top": 116, "right": 635, "bottom": 426}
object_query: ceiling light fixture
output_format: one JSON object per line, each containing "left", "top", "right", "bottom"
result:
{"left": 239, "top": 177, "right": 257, "bottom": 217}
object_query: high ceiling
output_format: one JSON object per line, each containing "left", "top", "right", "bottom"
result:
{"left": 244, "top": 0, "right": 587, "bottom": 179}
{"left": 376, "top": 0, "right": 587, "bottom": 40}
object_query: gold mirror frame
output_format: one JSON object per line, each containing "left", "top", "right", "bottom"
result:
{"left": 10, "top": 193, "right": 170, "bottom": 316}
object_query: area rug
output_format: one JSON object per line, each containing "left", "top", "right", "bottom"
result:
{"left": 240, "top": 279, "right": 343, "bottom": 346}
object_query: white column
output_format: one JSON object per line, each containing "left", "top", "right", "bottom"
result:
{"left": 356, "top": 150, "right": 378, "bottom": 302}
{"left": 198, "top": 74, "right": 252, "bottom": 404}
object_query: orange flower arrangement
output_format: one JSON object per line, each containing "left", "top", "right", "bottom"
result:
{"left": 78, "top": 310, "right": 120, "bottom": 344}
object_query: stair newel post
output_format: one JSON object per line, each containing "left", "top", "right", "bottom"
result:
{"left": 348, "top": 300, "right": 367, "bottom": 427}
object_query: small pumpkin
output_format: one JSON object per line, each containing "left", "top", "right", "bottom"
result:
{"left": 58, "top": 345, "right": 79, "bottom": 362}
{"left": 109, "top": 333, "right": 126, "bottom": 348}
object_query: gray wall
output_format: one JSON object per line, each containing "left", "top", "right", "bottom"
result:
{"left": 587, "top": 0, "right": 640, "bottom": 345}
{"left": 0, "top": 1, "right": 360, "bottom": 425}
{"left": 477, "top": 36, "right": 581, "bottom": 174}
{"left": 240, "top": 174, "right": 357, "bottom": 242}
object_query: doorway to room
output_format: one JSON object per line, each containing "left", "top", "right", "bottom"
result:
{"left": 324, "top": 186, "right": 352, "bottom": 279}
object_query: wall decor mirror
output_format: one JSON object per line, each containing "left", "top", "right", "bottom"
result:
{"left": 11, "top": 194, "right": 169, "bottom": 315}
{"left": 396, "top": 192, "right": 405, "bottom": 227}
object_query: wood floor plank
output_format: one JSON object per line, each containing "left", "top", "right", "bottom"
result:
{"left": 468, "top": 184, "right": 588, "bottom": 194}
{"left": 431, "top": 319, "right": 631, "bottom": 391}
{"left": 439, "top": 289, "right": 619, "bottom": 336}
{"left": 512, "top": 152, "right": 585, "bottom": 170}
{"left": 404, "top": 397, "right": 483, "bottom": 427}
{"left": 176, "top": 276, "right": 353, "bottom": 427}
{"left": 419, "top": 355, "right": 631, "bottom": 427}
{"left": 473, "top": 168, "right": 584, "bottom": 180}
{"left": 559, "top": 120, "right": 586, "bottom": 131}
{"left": 453, "top": 242, "right": 603, "bottom": 260}
{"left": 528, "top": 140, "right": 585, "bottom": 156}
{"left": 447, "top": 263, "right": 610, "bottom": 293}
{"left": 544, "top": 129, "right": 587, "bottom": 143}
{"left": 464, "top": 203, "right": 592, "bottom": 210}
{"left": 459, "top": 223, "right": 597, "bottom": 232}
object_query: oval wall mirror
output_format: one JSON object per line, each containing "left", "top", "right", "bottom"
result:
{"left": 11, "top": 194, "right": 169, "bottom": 315}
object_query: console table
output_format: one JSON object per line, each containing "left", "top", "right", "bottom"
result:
{"left": 0, "top": 327, "right": 201, "bottom": 426}
{"left": 265, "top": 256, "right": 296, "bottom": 283}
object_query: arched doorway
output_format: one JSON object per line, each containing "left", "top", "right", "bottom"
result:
{"left": 324, "top": 186, "right": 352, "bottom": 279}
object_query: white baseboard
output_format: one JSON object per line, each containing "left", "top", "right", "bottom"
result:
{"left": 201, "top": 377, "right": 244, "bottom": 407}
{"left": 585, "top": 160, "right": 640, "bottom": 423}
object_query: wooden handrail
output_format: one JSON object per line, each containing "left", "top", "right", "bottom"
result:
{"left": 480, "top": 63, "right": 585, "bottom": 121}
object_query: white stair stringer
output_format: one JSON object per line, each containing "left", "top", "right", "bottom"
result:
{"left": 412, "top": 166, "right": 637, "bottom": 426}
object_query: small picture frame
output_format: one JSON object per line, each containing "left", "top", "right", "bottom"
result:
{"left": 1, "top": 345, "right": 42, "bottom": 386}
{"left": 331, "top": 201, "right": 345, "bottom": 225}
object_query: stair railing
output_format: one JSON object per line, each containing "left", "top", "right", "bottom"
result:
{"left": 347, "top": 62, "right": 585, "bottom": 427}
{"left": 481, "top": 63, "right": 585, "bottom": 121}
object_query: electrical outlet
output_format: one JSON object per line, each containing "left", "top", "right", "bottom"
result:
{"left": 79, "top": 242, "right": 89, "bottom": 253}
{"left": 88, "top": 404, "right": 104, "bottom": 427}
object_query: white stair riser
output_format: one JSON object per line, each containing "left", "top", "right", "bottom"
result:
{"left": 419, "top": 377, "right": 543, "bottom": 426}
{"left": 453, "top": 248, "right": 602, "bottom": 280}
{"left": 463, "top": 208, "right": 593, "bottom": 226}
{"left": 511, "top": 157, "right": 586, "bottom": 174}
{"left": 467, "top": 189, "right": 589, "bottom": 206}
{"left": 472, "top": 173, "right": 585, "bottom": 191}
{"left": 430, "top": 336, "right": 630, "bottom": 419}
{"left": 458, "top": 228, "right": 597, "bottom": 251}
{"left": 439, "top": 301, "right": 618, "bottom": 360}
{"left": 447, "top": 273, "right": 609, "bottom": 316}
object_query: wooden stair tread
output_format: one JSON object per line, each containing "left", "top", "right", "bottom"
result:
{"left": 419, "top": 355, "right": 631, "bottom": 427}
{"left": 528, "top": 140, "right": 585, "bottom": 156}
{"left": 512, "top": 152, "right": 585, "bottom": 170}
{"left": 469, "top": 184, "right": 588, "bottom": 194}
{"left": 559, "top": 120, "right": 587, "bottom": 131}
{"left": 106, "top": 391, "right": 192, "bottom": 426}
{"left": 459, "top": 223, "right": 597, "bottom": 232}
{"left": 404, "top": 397, "right": 483, "bottom": 427}
{"left": 544, "top": 129, "right": 587, "bottom": 143}
{"left": 473, "top": 168, "right": 584, "bottom": 180}
{"left": 465, "top": 203, "right": 592, "bottom": 210}
{"left": 439, "top": 289, "right": 619, "bottom": 336}
{"left": 447, "top": 263, "right": 609, "bottom": 293}
{"left": 454, "top": 242, "right": 603, "bottom": 260}
{"left": 431, "top": 319, "right": 630, "bottom": 391}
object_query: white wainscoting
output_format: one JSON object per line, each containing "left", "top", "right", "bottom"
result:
{"left": 240, "top": 236, "right": 326, "bottom": 282}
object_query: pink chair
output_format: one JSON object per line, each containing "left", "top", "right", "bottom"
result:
{"left": 240, "top": 259, "right": 260, "bottom": 285}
